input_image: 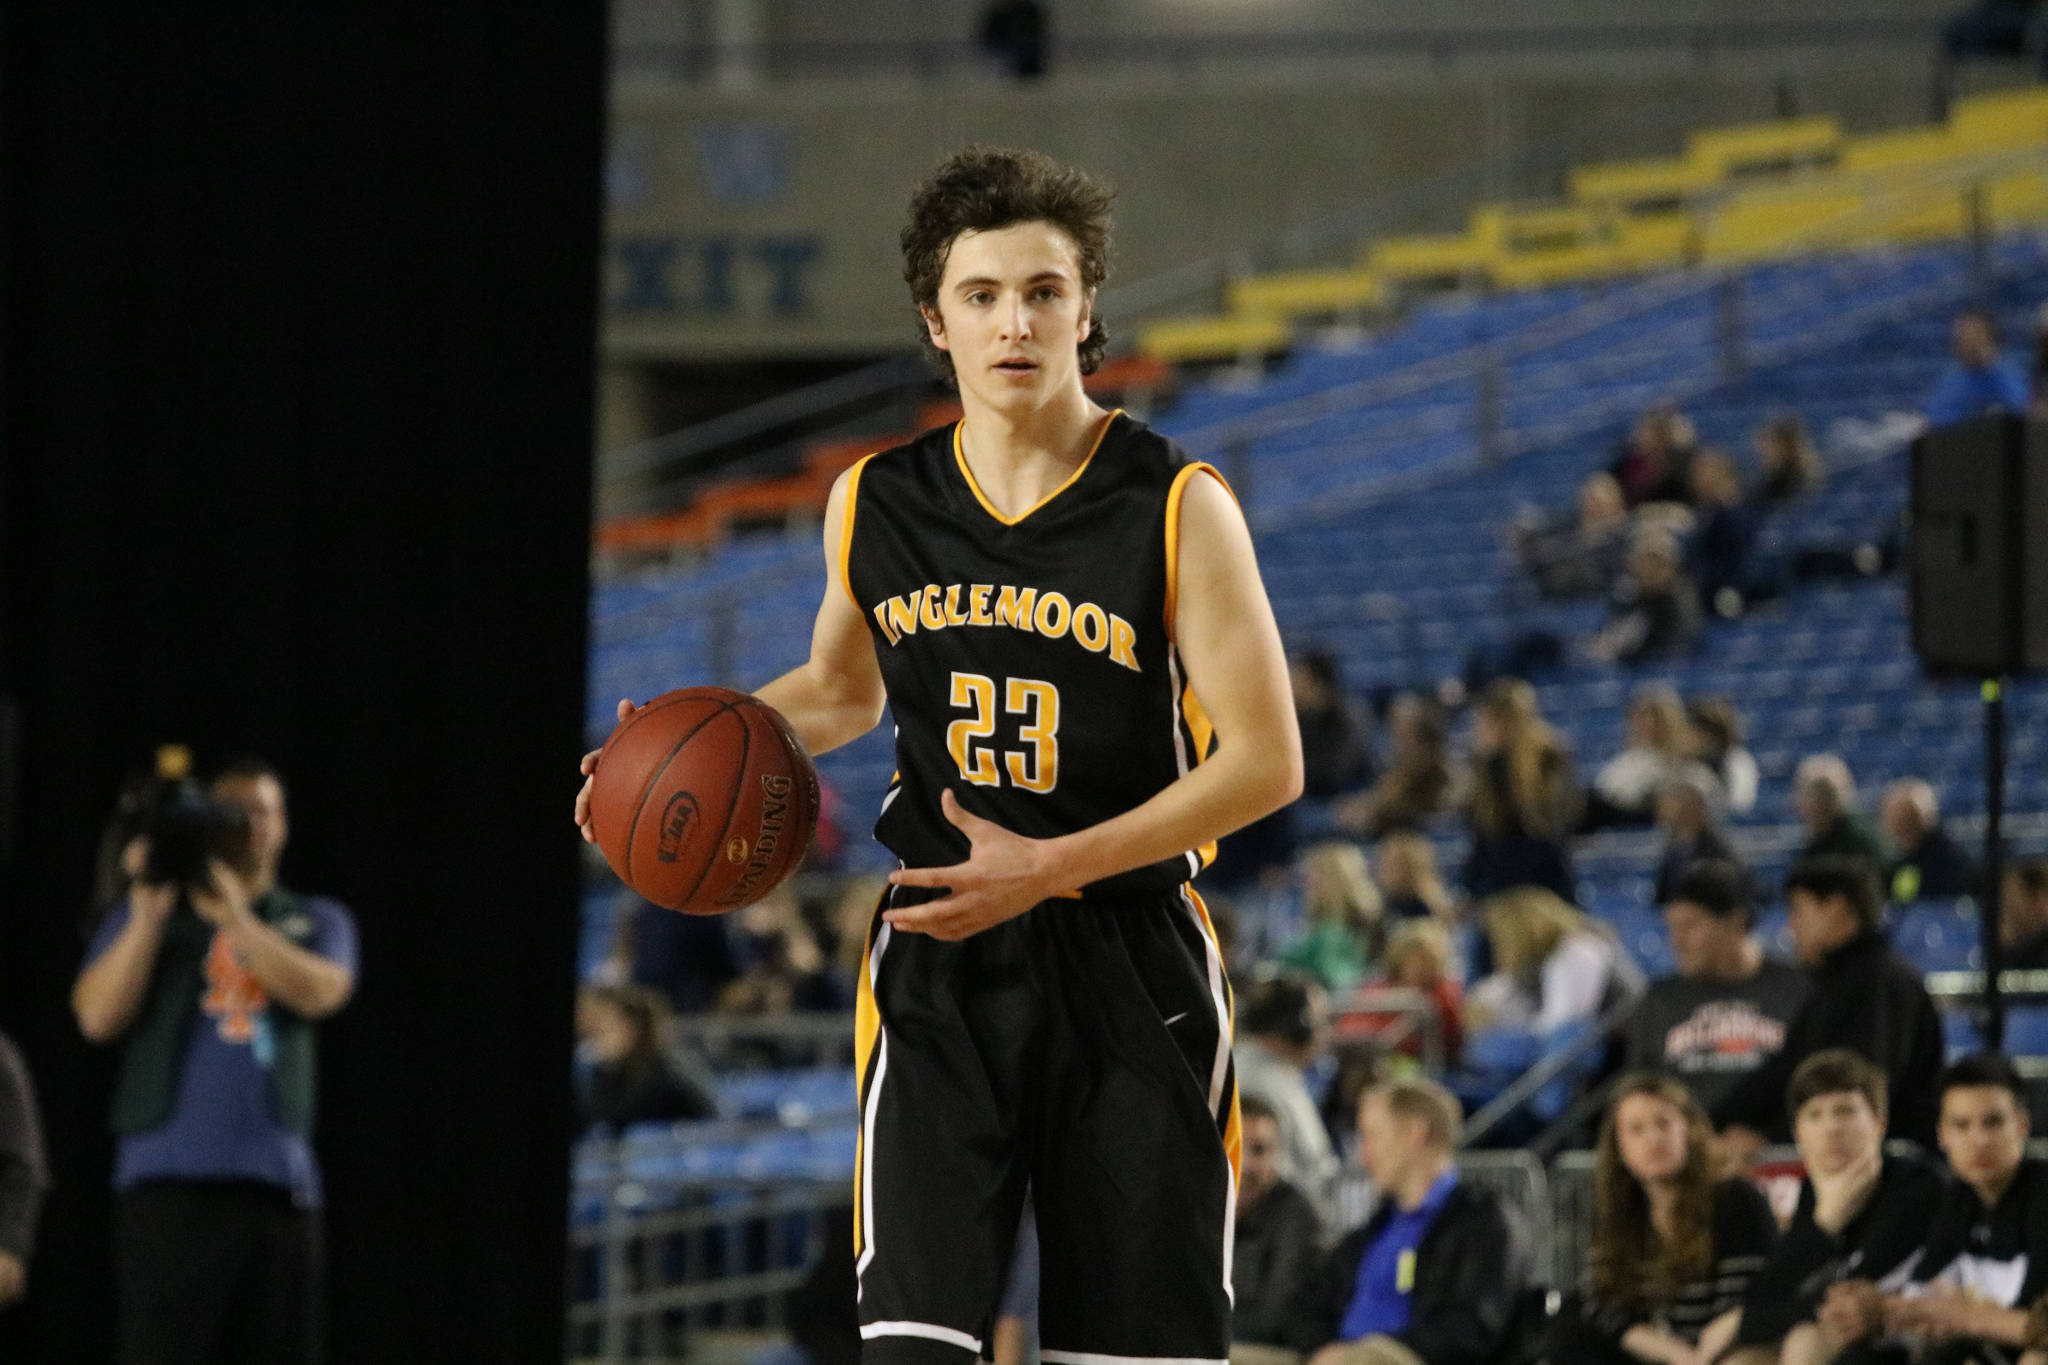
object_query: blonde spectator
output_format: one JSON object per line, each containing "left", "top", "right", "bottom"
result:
{"left": 1376, "top": 831, "right": 1457, "bottom": 924}
{"left": 1464, "top": 679, "right": 1581, "bottom": 903}
{"left": 1470, "top": 887, "right": 1641, "bottom": 1035}
{"left": 1382, "top": 919, "right": 1465, "bottom": 1066}
{"left": 1591, "top": 685, "right": 1713, "bottom": 828}
{"left": 1280, "top": 841, "right": 1383, "bottom": 992}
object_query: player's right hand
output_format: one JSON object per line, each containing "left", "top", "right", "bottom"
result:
{"left": 574, "top": 698, "right": 637, "bottom": 842}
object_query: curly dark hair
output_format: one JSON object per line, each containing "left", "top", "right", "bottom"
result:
{"left": 900, "top": 144, "right": 1114, "bottom": 382}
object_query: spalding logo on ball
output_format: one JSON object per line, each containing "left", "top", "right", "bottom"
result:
{"left": 587, "top": 686, "right": 821, "bottom": 915}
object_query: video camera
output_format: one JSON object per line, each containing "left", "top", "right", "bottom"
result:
{"left": 111, "top": 777, "right": 253, "bottom": 891}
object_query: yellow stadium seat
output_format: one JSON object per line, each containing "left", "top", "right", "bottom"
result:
{"left": 1841, "top": 126, "right": 1969, "bottom": 173}
{"left": 1688, "top": 116, "right": 1842, "bottom": 179}
{"left": 1698, "top": 180, "right": 1866, "bottom": 263}
{"left": 1568, "top": 157, "right": 1717, "bottom": 213}
{"left": 1226, "top": 269, "right": 1387, "bottom": 319}
{"left": 1367, "top": 231, "right": 1491, "bottom": 282}
{"left": 1950, "top": 87, "right": 2048, "bottom": 148}
{"left": 1138, "top": 313, "right": 1291, "bottom": 364}
{"left": 1988, "top": 166, "right": 2048, "bottom": 225}
{"left": 1615, "top": 213, "right": 1694, "bottom": 269}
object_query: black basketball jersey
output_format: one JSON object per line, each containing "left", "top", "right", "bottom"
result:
{"left": 842, "top": 410, "right": 1225, "bottom": 899}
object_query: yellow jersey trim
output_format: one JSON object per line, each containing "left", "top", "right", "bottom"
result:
{"left": 839, "top": 453, "right": 879, "bottom": 614}
{"left": 951, "top": 409, "right": 1122, "bottom": 527}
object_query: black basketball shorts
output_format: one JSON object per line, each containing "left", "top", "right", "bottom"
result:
{"left": 851, "top": 884, "right": 1241, "bottom": 1364}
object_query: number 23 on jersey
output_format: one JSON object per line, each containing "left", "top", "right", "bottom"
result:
{"left": 946, "top": 671, "right": 1060, "bottom": 794}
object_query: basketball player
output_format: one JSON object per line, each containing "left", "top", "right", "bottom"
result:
{"left": 576, "top": 145, "right": 1303, "bottom": 1362}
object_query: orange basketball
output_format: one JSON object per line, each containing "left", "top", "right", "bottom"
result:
{"left": 587, "top": 686, "right": 820, "bottom": 915}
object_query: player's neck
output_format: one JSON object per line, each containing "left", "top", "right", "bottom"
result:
{"left": 956, "top": 386, "right": 1110, "bottom": 520}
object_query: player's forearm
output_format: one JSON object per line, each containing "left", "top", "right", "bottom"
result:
{"left": 754, "top": 662, "right": 883, "bottom": 757}
{"left": 1042, "top": 739, "right": 1300, "bottom": 893}
{"left": 225, "top": 918, "right": 353, "bottom": 1019}
{"left": 72, "top": 917, "right": 165, "bottom": 1043}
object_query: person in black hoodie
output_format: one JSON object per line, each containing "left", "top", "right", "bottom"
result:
{"left": 1717, "top": 858, "right": 1945, "bottom": 1164}
{"left": 1284, "top": 1077, "right": 1528, "bottom": 1365}
{"left": 1733, "top": 1049, "right": 1945, "bottom": 1363}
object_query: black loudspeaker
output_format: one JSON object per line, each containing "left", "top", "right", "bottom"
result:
{"left": 1910, "top": 413, "right": 2048, "bottom": 675}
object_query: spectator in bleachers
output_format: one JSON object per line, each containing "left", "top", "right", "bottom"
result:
{"left": 1652, "top": 771, "right": 1741, "bottom": 906}
{"left": 1622, "top": 860, "right": 1809, "bottom": 1125}
{"left": 1685, "top": 696, "right": 1759, "bottom": 817}
{"left": 1550, "top": 1074, "right": 1777, "bottom": 1365}
{"left": 1237, "top": 972, "right": 1342, "bottom": 1227}
{"left": 1583, "top": 528, "right": 1703, "bottom": 667}
{"left": 1589, "top": 685, "right": 1711, "bottom": 831}
{"left": 1463, "top": 680, "right": 1582, "bottom": 904}
{"left": 1512, "top": 472, "right": 1634, "bottom": 599}
{"left": 1375, "top": 832, "right": 1457, "bottom": 924}
{"left": 1231, "top": 1096, "right": 1326, "bottom": 1349}
{"left": 1282, "top": 1078, "right": 1529, "bottom": 1365}
{"left": 574, "top": 984, "right": 717, "bottom": 1133}
{"left": 613, "top": 893, "right": 740, "bottom": 1015}
{"left": 1828, "top": 1054, "right": 2048, "bottom": 1361}
{"left": 1293, "top": 649, "right": 1379, "bottom": 801}
{"left": 1688, "top": 448, "right": 1769, "bottom": 617}
{"left": 1281, "top": 842, "right": 1385, "bottom": 993}
{"left": 1880, "top": 778, "right": 1982, "bottom": 904}
{"left": 1336, "top": 695, "right": 1453, "bottom": 840}
{"left": 1719, "top": 858, "right": 1944, "bottom": 1155}
{"left": 1749, "top": 413, "right": 1824, "bottom": 506}
{"left": 1794, "top": 754, "right": 1887, "bottom": 876}
{"left": 1610, "top": 404, "right": 1699, "bottom": 508}
{"left": 1925, "top": 307, "right": 2029, "bottom": 429}
{"left": 0, "top": 1030, "right": 45, "bottom": 1317}
{"left": 1470, "top": 887, "right": 1643, "bottom": 1038}
{"left": 2001, "top": 860, "right": 2048, "bottom": 971}
{"left": 1730, "top": 1049, "right": 1944, "bottom": 1363}
{"left": 1381, "top": 919, "right": 1465, "bottom": 1068}
{"left": 717, "top": 883, "right": 853, "bottom": 1015}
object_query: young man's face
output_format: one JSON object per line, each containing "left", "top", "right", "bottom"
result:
{"left": 1939, "top": 1084, "right": 2029, "bottom": 1194}
{"left": 213, "top": 773, "right": 289, "bottom": 881}
{"left": 922, "top": 221, "right": 1093, "bottom": 416}
{"left": 1355, "top": 1093, "right": 1424, "bottom": 1192}
{"left": 1787, "top": 889, "right": 1853, "bottom": 966}
{"left": 1664, "top": 899, "right": 1739, "bottom": 980}
{"left": 1794, "top": 1089, "right": 1884, "bottom": 1177}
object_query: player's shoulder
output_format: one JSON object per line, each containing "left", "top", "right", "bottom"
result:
{"left": 860, "top": 421, "right": 957, "bottom": 473}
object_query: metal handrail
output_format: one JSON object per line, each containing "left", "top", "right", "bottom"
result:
{"left": 1462, "top": 994, "right": 1642, "bottom": 1147}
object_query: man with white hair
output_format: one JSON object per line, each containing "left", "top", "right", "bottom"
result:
{"left": 1794, "top": 754, "right": 1885, "bottom": 876}
{"left": 1881, "top": 778, "right": 1981, "bottom": 903}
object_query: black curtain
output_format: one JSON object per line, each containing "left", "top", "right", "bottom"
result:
{"left": 0, "top": 7, "right": 605, "bottom": 1362}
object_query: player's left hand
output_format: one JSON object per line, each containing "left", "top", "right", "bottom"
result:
{"left": 882, "top": 790, "right": 1062, "bottom": 941}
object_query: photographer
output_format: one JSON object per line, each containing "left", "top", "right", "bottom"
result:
{"left": 72, "top": 757, "right": 356, "bottom": 1365}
